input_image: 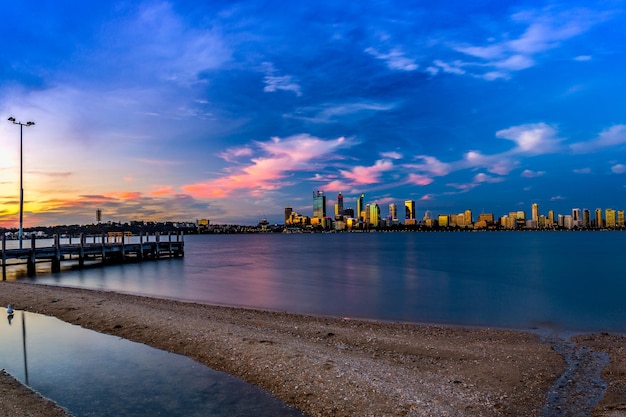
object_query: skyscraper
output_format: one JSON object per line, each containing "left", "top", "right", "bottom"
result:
{"left": 313, "top": 191, "right": 326, "bottom": 220}
{"left": 369, "top": 204, "right": 380, "bottom": 227}
{"left": 583, "top": 209, "right": 590, "bottom": 228}
{"left": 595, "top": 208, "right": 603, "bottom": 228}
{"left": 531, "top": 203, "right": 539, "bottom": 222}
{"left": 404, "top": 200, "right": 415, "bottom": 220}
{"left": 357, "top": 193, "right": 365, "bottom": 221}
{"left": 389, "top": 203, "right": 397, "bottom": 222}
{"left": 335, "top": 192, "right": 344, "bottom": 220}
{"left": 464, "top": 209, "right": 473, "bottom": 226}
{"left": 284, "top": 206, "right": 293, "bottom": 223}
{"left": 606, "top": 209, "right": 616, "bottom": 228}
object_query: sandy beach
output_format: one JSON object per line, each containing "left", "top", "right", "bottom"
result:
{"left": 0, "top": 281, "right": 624, "bottom": 416}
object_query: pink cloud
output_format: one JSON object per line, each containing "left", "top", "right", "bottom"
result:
{"left": 340, "top": 159, "right": 394, "bottom": 185}
{"left": 183, "top": 134, "right": 351, "bottom": 198}
{"left": 407, "top": 173, "right": 434, "bottom": 186}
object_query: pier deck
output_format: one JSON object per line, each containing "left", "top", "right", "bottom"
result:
{"left": 1, "top": 232, "right": 184, "bottom": 279}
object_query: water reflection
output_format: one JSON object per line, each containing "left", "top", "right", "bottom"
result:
{"left": 0, "top": 308, "right": 304, "bottom": 417}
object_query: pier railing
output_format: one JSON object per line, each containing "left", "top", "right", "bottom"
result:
{"left": 1, "top": 232, "right": 184, "bottom": 280}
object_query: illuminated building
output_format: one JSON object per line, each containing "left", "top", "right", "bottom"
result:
{"left": 335, "top": 192, "right": 344, "bottom": 220}
{"left": 456, "top": 213, "right": 465, "bottom": 228}
{"left": 423, "top": 210, "right": 432, "bottom": 220}
{"left": 582, "top": 209, "right": 590, "bottom": 228}
{"left": 313, "top": 191, "right": 326, "bottom": 220}
{"left": 284, "top": 206, "right": 293, "bottom": 223}
{"left": 606, "top": 209, "right": 616, "bottom": 228}
{"left": 531, "top": 203, "right": 539, "bottom": 222}
{"left": 547, "top": 210, "right": 555, "bottom": 227}
{"left": 478, "top": 213, "right": 494, "bottom": 224}
{"left": 357, "top": 193, "right": 365, "bottom": 221}
{"left": 595, "top": 208, "right": 603, "bottom": 228}
{"left": 404, "top": 200, "right": 415, "bottom": 221}
{"left": 389, "top": 203, "right": 397, "bottom": 222}
{"left": 464, "top": 209, "right": 473, "bottom": 226}
{"left": 618, "top": 210, "right": 625, "bottom": 227}
{"left": 438, "top": 214, "right": 449, "bottom": 228}
{"left": 369, "top": 204, "right": 380, "bottom": 227}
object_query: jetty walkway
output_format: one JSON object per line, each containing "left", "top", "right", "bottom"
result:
{"left": 1, "top": 232, "right": 184, "bottom": 280}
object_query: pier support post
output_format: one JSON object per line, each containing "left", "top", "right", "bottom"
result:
{"left": 26, "top": 235, "right": 36, "bottom": 277}
{"left": 1, "top": 234, "right": 6, "bottom": 281}
{"left": 51, "top": 234, "right": 61, "bottom": 273}
{"left": 155, "top": 232, "right": 161, "bottom": 258}
{"left": 168, "top": 232, "right": 173, "bottom": 258}
{"left": 79, "top": 233, "right": 85, "bottom": 268}
{"left": 139, "top": 232, "right": 144, "bottom": 261}
{"left": 121, "top": 232, "right": 126, "bottom": 261}
{"left": 101, "top": 233, "right": 106, "bottom": 263}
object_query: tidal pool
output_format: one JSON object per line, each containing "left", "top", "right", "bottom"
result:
{"left": 0, "top": 308, "right": 304, "bottom": 417}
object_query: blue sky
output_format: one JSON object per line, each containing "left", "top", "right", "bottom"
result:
{"left": 1, "top": 1, "right": 625, "bottom": 226}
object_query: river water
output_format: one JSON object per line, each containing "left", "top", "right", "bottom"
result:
{"left": 22, "top": 231, "right": 626, "bottom": 333}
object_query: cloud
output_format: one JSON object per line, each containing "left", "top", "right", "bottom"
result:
{"left": 474, "top": 173, "right": 504, "bottom": 183}
{"left": 570, "top": 125, "right": 626, "bottom": 153}
{"left": 287, "top": 101, "right": 395, "bottom": 124}
{"left": 574, "top": 55, "right": 592, "bottom": 61}
{"left": 521, "top": 169, "right": 546, "bottom": 178}
{"left": 380, "top": 151, "right": 403, "bottom": 160}
{"left": 574, "top": 167, "right": 591, "bottom": 174}
{"left": 463, "top": 151, "right": 518, "bottom": 175}
{"left": 611, "top": 164, "right": 626, "bottom": 174}
{"left": 365, "top": 47, "right": 419, "bottom": 71}
{"left": 339, "top": 159, "right": 394, "bottom": 185}
{"left": 407, "top": 174, "right": 434, "bottom": 186}
{"left": 183, "top": 134, "right": 352, "bottom": 198}
{"left": 262, "top": 62, "right": 302, "bottom": 96}
{"left": 219, "top": 146, "right": 254, "bottom": 162}
{"left": 495, "top": 123, "right": 562, "bottom": 154}
{"left": 451, "top": 7, "right": 604, "bottom": 80}
{"left": 550, "top": 195, "right": 564, "bottom": 201}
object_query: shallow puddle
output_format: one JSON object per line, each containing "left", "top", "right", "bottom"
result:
{"left": 0, "top": 308, "right": 304, "bottom": 417}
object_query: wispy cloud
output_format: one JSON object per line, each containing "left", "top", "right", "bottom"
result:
{"left": 365, "top": 47, "right": 418, "bottom": 71}
{"left": 570, "top": 125, "right": 626, "bottom": 153}
{"left": 262, "top": 62, "right": 301, "bottom": 96}
{"left": 445, "top": 7, "right": 606, "bottom": 80}
{"left": 521, "top": 169, "right": 546, "bottom": 178}
{"left": 183, "top": 134, "right": 352, "bottom": 198}
{"left": 495, "top": 123, "right": 562, "bottom": 154}
{"left": 611, "top": 164, "right": 626, "bottom": 174}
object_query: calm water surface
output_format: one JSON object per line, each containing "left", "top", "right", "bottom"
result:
{"left": 30, "top": 231, "right": 626, "bottom": 333}
{"left": 0, "top": 308, "right": 304, "bottom": 417}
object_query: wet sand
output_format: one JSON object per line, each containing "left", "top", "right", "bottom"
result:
{"left": 0, "top": 281, "right": 624, "bottom": 416}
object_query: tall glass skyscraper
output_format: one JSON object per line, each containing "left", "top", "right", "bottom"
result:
{"left": 357, "top": 193, "right": 364, "bottom": 221}
{"left": 313, "top": 191, "right": 326, "bottom": 220}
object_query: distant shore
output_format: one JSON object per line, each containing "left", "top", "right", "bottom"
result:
{"left": 0, "top": 281, "right": 625, "bottom": 416}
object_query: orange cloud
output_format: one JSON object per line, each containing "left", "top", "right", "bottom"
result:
{"left": 150, "top": 186, "right": 174, "bottom": 196}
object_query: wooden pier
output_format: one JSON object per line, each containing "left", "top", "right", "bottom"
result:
{"left": 1, "top": 232, "right": 184, "bottom": 280}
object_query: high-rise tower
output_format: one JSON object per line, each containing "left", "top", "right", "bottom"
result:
{"left": 357, "top": 193, "right": 365, "bottom": 221}
{"left": 313, "top": 191, "right": 326, "bottom": 220}
{"left": 404, "top": 200, "right": 415, "bottom": 220}
{"left": 531, "top": 203, "right": 539, "bottom": 222}
{"left": 335, "top": 192, "right": 344, "bottom": 220}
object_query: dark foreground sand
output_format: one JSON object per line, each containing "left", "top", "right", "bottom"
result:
{"left": 0, "top": 281, "right": 624, "bottom": 417}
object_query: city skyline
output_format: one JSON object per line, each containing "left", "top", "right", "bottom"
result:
{"left": 2, "top": 1, "right": 626, "bottom": 227}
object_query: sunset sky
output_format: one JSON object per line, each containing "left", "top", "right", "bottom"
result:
{"left": 1, "top": 1, "right": 626, "bottom": 227}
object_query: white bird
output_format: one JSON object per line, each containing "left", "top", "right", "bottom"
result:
{"left": 7, "top": 304, "right": 14, "bottom": 315}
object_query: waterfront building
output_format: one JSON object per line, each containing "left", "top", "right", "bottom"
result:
{"left": 357, "top": 193, "right": 365, "bottom": 222}
{"left": 464, "top": 209, "right": 473, "bottom": 227}
{"left": 344, "top": 208, "right": 354, "bottom": 218}
{"left": 284, "top": 206, "right": 293, "bottom": 223}
{"left": 335, "top": 192, "right": 344, "bottom": 220}
{"left": 531, "top": 203, "right": 539, "bottom": 222}
{"left": 456, "top": 213, "right": 465, "bottom": 228}
{"left": 583, "top": 209, "right": 591, "bottom": 228}
{"left": 478, "top": 213, "right": 494, "bottom": 224}
{"left": 571, "top": 208, "right": 581, "bottom": 228}
{"left": 438, "top": 214, "right": 450, "bottom": 228}
{"left": 595, "top": 208, "right": 603, "bottom": 228}
{"left": 548, "top": 210, "right": 555, "bottom": 228}
{"left": 404, "top": 200, "right": 416, "bottom": 222}
{"left": 313, "top": 191, "right": 326, "bottom": 221}
{"left": 564, "top": 215, "right": 574, "bottom": 230}
{"left": 389, "top": 203, "right": 397, "bottom": 222}
{"left": 618, "top": 210, "right": 625, "bottom": 227}
{"left": 606, "top": 209, "right": 616, "bottom": 228}
{"left": 369, "top": 204, "right": 380, "bottom": 227}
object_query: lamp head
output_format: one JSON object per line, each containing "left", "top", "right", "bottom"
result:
{"left": 26, "top": 121, "right": 35, "bottom": 126}
{"left": 7, "top": 117, "right": 16, "bottom": 122}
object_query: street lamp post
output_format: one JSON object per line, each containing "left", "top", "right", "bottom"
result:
{"left": 7, "top": 117, "right": 35, "bottom": 250}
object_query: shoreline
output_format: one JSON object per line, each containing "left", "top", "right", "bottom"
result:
{"left": 0, "top": 281, "right": 624, "bottom": 416}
